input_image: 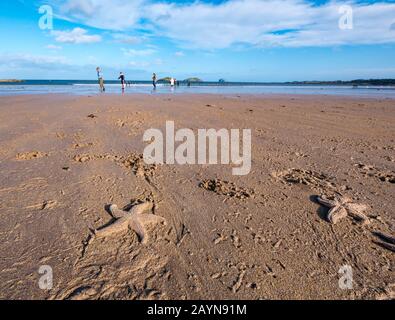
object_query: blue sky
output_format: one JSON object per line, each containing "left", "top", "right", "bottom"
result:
{"left": 0, "top": 0, "right": 394, "bottom": 81}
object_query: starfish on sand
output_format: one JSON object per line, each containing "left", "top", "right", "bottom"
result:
{"left": 316, "top": 195, "right": 370, "bottom": 225}
{"left": 94, "top": 202, "right": 166, "bottom": 244}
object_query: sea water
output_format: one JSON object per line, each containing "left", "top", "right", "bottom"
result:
{"left": 1, "top": 80, "right": 395, "bottom": 98}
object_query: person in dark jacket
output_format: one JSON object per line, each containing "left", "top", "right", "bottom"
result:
{"left": 118, "top": 72, "right": 126, "bottom": 94}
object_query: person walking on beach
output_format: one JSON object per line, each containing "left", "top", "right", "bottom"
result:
{"left": 118, "top": 72, "right": 126, "bottom": 94}
{"left": 96, "top": 67, "right": 105, "bottom": 92}
{"left": 152, "top": 73, "right": 157, "bottom": 89}
{"left": 170, "top": 77, "right": 175, "bottom": 87}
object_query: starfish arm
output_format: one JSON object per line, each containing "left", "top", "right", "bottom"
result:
{"left": 374, "top": 232, "right": 395, "bottom": 245}
{"left": 327, "top": 206, "right": 348, "bottom": 224}
{"left": 130, "top": 214, "right": 166, "bottom": 244}
{"left": 129, "top": 218, "right": 148, "bottom": 244}
{"left": 339, "top": 196, "right": 353, "bottom": 205}
{"left": 346, "top": 203, "right": 369, "bottom": 212}
{"left": 316, "top": 196, "right": 337, "bottom": 208}
{"left": 346, "top": 203, "right": 370, "bottom": 222}
{"left": 137, "top": 213, "right": 167, "bottom": 225}
{"left": 95, "top": 216, "right": 130, "bottom": 238}
{"left": 375, "top": 241, "right": 395, "bottom": 253}
{"left": 130, "top": 202, "right": 154, "bottom": 215}
{"left": 109, "top": 204, "right": 128, "bottom": 218}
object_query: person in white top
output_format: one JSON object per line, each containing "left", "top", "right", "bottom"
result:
{"left": 96, "top": 67, "right": 105, "bottom": 92}
{"left": 170, "top": 77, "right": 175, "bottom": 87}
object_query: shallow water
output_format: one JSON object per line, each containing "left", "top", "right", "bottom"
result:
{"left": 1, "top": 82, "right": 395, "bottom": 98}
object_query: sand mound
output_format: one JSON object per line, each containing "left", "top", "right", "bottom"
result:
{"left": 16, "top": 151, "right": 48, "bottom": 161}
{"left": 199, "top": 179, "right": 254, "bottom": 199}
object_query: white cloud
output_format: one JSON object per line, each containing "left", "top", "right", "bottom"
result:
{"left": 59, "top": 0, "right": 144, "bottom": 30}
{"left": 112, "top": 34, "right": 144, "bottom": 44}
{"left": 175, "top": 51, "right": 185, "bottom": 57}
{"left": 51, "top": 27, "right": 102, "bottom": 44}
{"left": 0, "top": 53, "right": 151, "bottom": 79}
{"left": 122, "top": 48, "right": 156, "bottom": 56}
{"left": 0, "top": 53, "right": 69, "bottom": 65}
{"left": 0, "top": 53, "right": 70, "bottom": 74}
{"left": 53, "top": 0, "right": 395, "bottom": 49}
{"left": 128, "top": 57, "right": 163, "bottom": 69}
{"left": 146, "top": 0, "right": 395, "bottom": 49}
{"left": 46, "top": 44, "right": 62, "bottom": 50}
{"left": 129, "top": 61, "right": 150, "bottom": 68}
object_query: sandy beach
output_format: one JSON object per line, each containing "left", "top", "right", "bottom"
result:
{"left": 0, "top": 93, "right": 394, "bottom": 300}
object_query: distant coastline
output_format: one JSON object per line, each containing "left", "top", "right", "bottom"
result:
{"left": 0, "top": 79, "right": 24, "bottom": 83}
{"left": 283, "top": 79, "right": 395, "bottom": 86}
{"left": 0, "top": 79, "right": 394, "bottom": 86}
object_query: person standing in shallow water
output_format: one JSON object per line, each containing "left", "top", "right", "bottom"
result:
{"left": 152, "top": 73, "right": 157, "bottom": 89}
{"left": 118, "top": 72, "right": 126, "bottom": 94}
{"left": 96, "top": 67, "right": 105, "bottom": 92}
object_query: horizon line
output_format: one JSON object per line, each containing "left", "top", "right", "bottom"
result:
{"left": 2, "top": 78, "right": 395, "bottom": 83}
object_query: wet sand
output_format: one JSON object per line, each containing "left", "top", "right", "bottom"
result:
{"left": 0, "top": 94, "right": 394, "bottom": 300}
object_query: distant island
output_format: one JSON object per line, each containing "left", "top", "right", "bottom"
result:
{"left": 158, "top": 77, "right": 172, "bottom": 82}
{"left": 184, "top": 77, "right": 202, "bottom": 83}
{"left": 282, "top": 79, "right": 395, "bottom": 86}
{"left": 158, "top": 77, "right": 203, "bottom": 83}
{"left": 0, "top": 79, "right": 24, "bottom": 83}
